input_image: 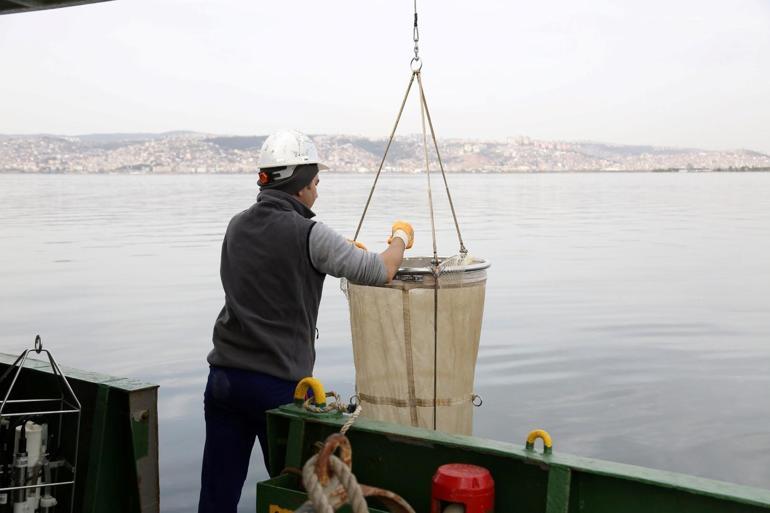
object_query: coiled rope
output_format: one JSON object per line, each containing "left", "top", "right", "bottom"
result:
{"left": 295, "top": 434, "right": 415, "bottom": 513}
{"left": 299, "top": 453, "right": 368, "bottom": 513}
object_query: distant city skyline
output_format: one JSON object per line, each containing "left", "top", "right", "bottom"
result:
{"left": 1, "top": 1, "right": 769, "bottom": 153}
{"left": 3, "top": 132, "right": 768, "bottom": 174}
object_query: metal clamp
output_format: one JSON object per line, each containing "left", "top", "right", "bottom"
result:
{"left": 347, "top": 394, "right": 360, "bottom": 413}
{"left": 525, "top": 429, "right": 553, "bottom": 455}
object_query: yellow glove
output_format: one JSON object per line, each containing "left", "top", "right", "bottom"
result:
{"left": 388, "top": 220, "right": 414, "bottom": 249}
{"left": 347, "top": 239, "right": 368, "bottom": 251}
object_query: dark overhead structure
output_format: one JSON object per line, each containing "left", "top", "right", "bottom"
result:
{"left": 0, "top": 0, "right": 112, "bottom": 15}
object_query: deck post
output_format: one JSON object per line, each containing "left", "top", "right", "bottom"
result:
{"left": 545, "top": 465, "right": 572, "bottom": 513}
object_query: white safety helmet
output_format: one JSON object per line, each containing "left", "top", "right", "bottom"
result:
{"left": 258, "top": 129, "right": 328, "bottom": 179}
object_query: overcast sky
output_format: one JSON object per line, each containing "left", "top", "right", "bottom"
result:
{"left": 1, "top": 0, "right": 769, "bottom": 152}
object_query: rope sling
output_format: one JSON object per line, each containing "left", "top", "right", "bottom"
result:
{"left": 350, "top": 1, "right": 471, "bottom": 430}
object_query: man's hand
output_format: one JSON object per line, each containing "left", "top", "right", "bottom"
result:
{"left": 381, "top": 220, "right": 413, "bottom": 282}
{"left": 347, "top": 239, "right": 368, "bottom": 251}
{"left": 387, "top": 220, "right": 414, "bottom": 249}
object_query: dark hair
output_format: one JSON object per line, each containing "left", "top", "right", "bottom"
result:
{"left": 259, "top": 164, "right": 319, "bottom": 195}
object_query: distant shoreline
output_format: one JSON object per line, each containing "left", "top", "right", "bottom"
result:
{"left": 2, "top": 168, "right": 770, "bottom": 175}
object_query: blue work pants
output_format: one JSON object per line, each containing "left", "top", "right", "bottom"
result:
{"left": 198, "top": 365, "right": 296, "bottom": 513}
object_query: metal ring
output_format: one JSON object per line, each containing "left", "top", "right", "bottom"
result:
{"left": 472, "top": 394, "right": 483, "bottom": 407}
{"left": 34, "top": 335, "right": 42, "bottom": 353}
{"left": 410, "top": 57, "right": 423, "bottom": 72}
{"left": 315, "top": 433, "right": 353, "bottom": 486}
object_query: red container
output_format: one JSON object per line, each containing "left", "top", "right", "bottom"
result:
{"left": 431, "top": 463, "right": 494, "bottom": 513}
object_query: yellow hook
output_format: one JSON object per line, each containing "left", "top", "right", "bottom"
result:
{"left": 525, "top": 429, "right": 553, "bottom": 455}
{"left": 294, "top": 377, "right": 326, "bottom": 408}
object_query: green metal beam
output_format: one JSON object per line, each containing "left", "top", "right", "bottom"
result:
{"left": 0, "top": 353, "right": 159, "bottom": 513}
{"left": 263, "top": 405, "right": 770, "bottom": 513}
{"left": 546, "top": 466, "right": 571, "bottom": 513}
{"left": 81, "top": 384, "right": 110, "bottom": 513}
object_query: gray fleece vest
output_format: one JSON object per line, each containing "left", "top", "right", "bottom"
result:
{"left": 208, "top": 190, "right": 325, "bottom": 381}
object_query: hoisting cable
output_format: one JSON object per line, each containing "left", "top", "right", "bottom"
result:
{"left": 418, "top": 72, "right": 440, "bottom": 430}
{"left": 419, "top": 80, "right": 439, "bottom": 266}
{"left": 352, "top": 74, "right": 416, "bottom": 242}
{"left": 353, "top": 2, "right": 465, "bottom": 254}
{"left": 416, "top": 72, "right": 467, "bottom": 255}
{"left": 350, "top": 0, "right": 471, "bottom": 431}
{"left": 414, "top": 0, "right": 440, "bottom": 431}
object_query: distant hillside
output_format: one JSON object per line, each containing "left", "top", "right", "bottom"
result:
{"left": 1, "top": 132, "right": 769, "bottom": 174}
{"left": 206, "top": 136, "right": 267, "bottom": 151}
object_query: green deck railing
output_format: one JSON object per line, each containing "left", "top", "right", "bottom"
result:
{"left": 0, "top": 353, "right": 159, "bottom": 513}
{"left": 261, "top": 404, "right": 770, "bottom": 513}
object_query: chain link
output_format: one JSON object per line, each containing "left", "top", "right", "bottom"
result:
{"left": 412, "top": 0, "right": 422, "bottom": 71}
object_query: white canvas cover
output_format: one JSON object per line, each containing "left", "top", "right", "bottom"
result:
{"left": 346, "top": 258, "right": 488, "bottom": 435}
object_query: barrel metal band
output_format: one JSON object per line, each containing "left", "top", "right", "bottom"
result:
{"left": 358, "top": 392, "right": 472, "bottom": 408}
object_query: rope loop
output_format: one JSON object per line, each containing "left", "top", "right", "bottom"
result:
{"left": 315, "top": 433, "right": 353, "bottom": 485}
{"left": 297, "top": 433, "right": 416, "bottom": 513}
{"left": 303, "top": 391, "right": 345, "bottom": 414}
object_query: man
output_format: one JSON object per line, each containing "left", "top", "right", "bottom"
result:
{"left": 198, "top": 130, "right": 413, "bottom": 513}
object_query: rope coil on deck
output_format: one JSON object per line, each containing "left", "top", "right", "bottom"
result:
{"left": 296, "top": 433, "right": 415, "bottom": 513}
{"left": 303, "top": 392, "right": 345, "bottom": 414}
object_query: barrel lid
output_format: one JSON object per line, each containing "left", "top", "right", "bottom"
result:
{"left": 396, "top": 256, "right": 490, "bottom": 276}
{"left": 432, "top": 463, "right": 495, "bottom": 499}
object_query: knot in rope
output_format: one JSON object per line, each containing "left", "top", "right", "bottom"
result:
{"left": 296, "top": 433, "right": 416, "bottom": 513}
{"left": 297, "top": 433, "right": 366, "bottom": 513}
{"left": 301, "top": 453, "right": 367, "bottom": 513}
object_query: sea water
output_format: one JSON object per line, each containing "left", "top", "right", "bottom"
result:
{"left": 1, "top": 172, "right": 769, "bottom": 512}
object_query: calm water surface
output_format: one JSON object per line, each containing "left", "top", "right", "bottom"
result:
{"left": 1, "top": 173, "right": 769, "bottom": 511}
